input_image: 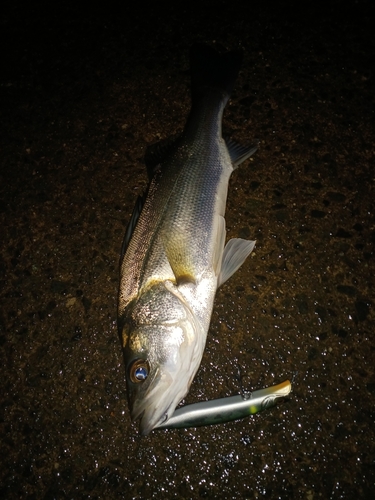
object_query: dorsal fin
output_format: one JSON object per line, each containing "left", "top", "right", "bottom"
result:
{"left": 144, "top": 134, "right": 181, "bottom": 179}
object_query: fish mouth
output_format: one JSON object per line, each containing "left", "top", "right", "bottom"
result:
{"left": 129, "top": 371, "right": 177, "bottom": 436}
{"left": 137, "top": 407, "right": 171, "bottom": 436}
{"left": 131, "top": 399, "right": 173, "bottom": 436}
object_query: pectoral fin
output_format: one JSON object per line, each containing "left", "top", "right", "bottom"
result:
{"left": 218, "top": 238, "right": 256, "bottom": 287}
{"left": 163, "top": 231, "right": 197, "bottom": 285}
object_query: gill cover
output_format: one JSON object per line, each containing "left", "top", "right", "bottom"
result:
{"left": 122, "top": 281, "right": 205, "bottom": 435}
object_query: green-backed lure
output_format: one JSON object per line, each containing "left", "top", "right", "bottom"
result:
{"left": 157, "top": 380, "right": 292, "bottom": 430}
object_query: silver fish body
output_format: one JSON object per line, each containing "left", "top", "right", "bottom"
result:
{"left": 118, "top": 44, "right": 258, "bottom": 435}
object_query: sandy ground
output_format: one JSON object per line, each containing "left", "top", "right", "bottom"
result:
{"left": 1, "top": 1, "right": 374, "bottom": 498}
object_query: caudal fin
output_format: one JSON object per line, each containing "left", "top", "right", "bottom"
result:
{"left": 190, "top": 43, "right": 243, "bottom": 100}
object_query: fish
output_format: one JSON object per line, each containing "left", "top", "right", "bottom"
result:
{"left": 118, "top": 43, "right": 258, "bottom": 435}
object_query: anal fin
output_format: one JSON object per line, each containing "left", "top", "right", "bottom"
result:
{"left": 225, "top": 139, "right": 259, "bottom": 168}
{"left": 218, "top": 238, "right": 255, "bottom": 287}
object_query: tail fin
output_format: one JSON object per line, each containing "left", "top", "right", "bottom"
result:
{"left": 190, "top": 44, "right": 243, "bottom": 100}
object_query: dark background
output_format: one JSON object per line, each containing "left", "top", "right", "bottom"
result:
{"left": 1, "top": 1, "right": 374, "bottom": 498}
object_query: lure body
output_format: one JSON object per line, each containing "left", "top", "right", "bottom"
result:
{"left": 156, "top": 380, "right": 292, "bottom": 429}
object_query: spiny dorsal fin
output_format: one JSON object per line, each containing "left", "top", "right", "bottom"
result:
{"left": 144, "top": 134, "right": 181, "bottom": 179}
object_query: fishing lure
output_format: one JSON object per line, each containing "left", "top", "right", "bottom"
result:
{"left": 156, "top": 380, "right": 292, "bottom": 430}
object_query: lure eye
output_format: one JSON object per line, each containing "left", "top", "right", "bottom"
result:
{"left": 129, "top": 359, "right": 150, "bottom": 383}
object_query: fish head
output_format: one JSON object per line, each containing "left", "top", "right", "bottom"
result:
{"left": 122, "top": 280, "right": 205, "bottom": 435}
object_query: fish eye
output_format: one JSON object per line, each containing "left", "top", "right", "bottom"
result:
{"left": 129, "top": 359, "right": 150, "bottom": 383}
